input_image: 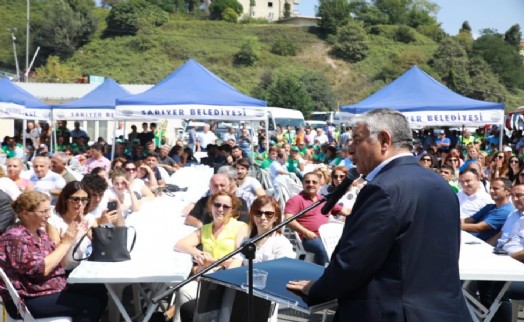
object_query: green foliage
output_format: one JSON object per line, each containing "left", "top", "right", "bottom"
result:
{"left": 466, "top": 56, "right": 508, "bottom": 102}
{"left": 350, "top": 0, "right": 389, "bottom": 26}
{"left": 460, "top": 21, "right": 471, "bottom": 33}
{"left": 284, "top": 2, "right": 291, "bottom": 18}
{"left": 267, "top": 75, "right": 313, "bottom": 117}
{"left": 147, "top": 0, "right": 176, "bottom": 12}
{"left": 430, "top": 37, "right": 470, "bottom": 93}
{"left": 377, "top": 48, "right": 428, "bottom": 82}
{"left": 473, "top": 31, "right": 524, "bottom": 90}
{"left": 300, "top": 72, "right": 337, "bottom": 111}
{"left": 416, "top": 23, "right": 445, "bottom": 42}
{"left": 222, "top": 8, "right": 239, "bottom": 23}
{"left": 331, "top": 20, "right": 369, "bottom": 62}
{"left": 454, "top": 31, "right": 474, "bottom": 54}
{"left": 373, "top": 0, "right": 410, "bottom": 24}
{"left": 504, "top": 24, "right": 522, "bottom": 48}
{"left": 209, "top": 0, "right": 243, "bottom": 20}
{"left": 317, "top": 0, "right": 352, "bottom": 35}
{"left": 271, "top": 39, "right": 297, "bottom": 56}
{"left": 105, "top": 0, "right": 168, "bottom": 36}
{"left": 33, "top": 56, "right": 81, "bottom": 83}
{"left": 32, "top": 0, "right": 97, "bottom": 64}
{"left": 394, "top": 25, "right": 416, "bottom": 43}
{"left": 234, "top": 38, "right": 260, "bottom": 66}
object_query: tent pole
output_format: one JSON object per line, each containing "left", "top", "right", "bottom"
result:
{"left": 52, "top": 117, "right": 57, "bottom": 153}
{"left": 499, "top": 121, "right": 504, "bottom": 152}
{"left": 22, "top": 119, "right": 27, "bottom": 160}
{"left": 111, "top": 120, "right": 117, "bottom": 161}
{"left": 265, "top": 114, "right": 269, "bottom": 152}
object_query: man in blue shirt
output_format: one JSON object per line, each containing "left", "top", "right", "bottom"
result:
{"left": 461, "top": 177, "right": 514, "bottom": 242}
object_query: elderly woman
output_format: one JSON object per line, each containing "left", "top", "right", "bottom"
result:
{"left": 0, "top": 191, "right": 106, "bottom": 321}
{"left": 174, "top": 191, "right": 248, "bottom": 322}
{"left": 6, "top": 157, "right": 33, "bottom": 192}
{"left": 237, "top": 195, "right": 295, "bottom": 263}
{"left": 122, "top": 160, "right": 155, "bottom": 201}
{"left": 46, "top": 181, "right": 97, "bottom": 272}
{"left": 0, "top": 166, "right": 21, "bottom": 201}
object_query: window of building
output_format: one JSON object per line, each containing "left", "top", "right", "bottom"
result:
{"left": 268, "top": 2, "right": 273, "bottom": 7}
{"left": 268, "top": 12, "right": 274, "bottom": 18}
{"left": 251, "top": 11, "right": 256, "bottom": 16}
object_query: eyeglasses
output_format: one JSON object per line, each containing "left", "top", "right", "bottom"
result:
{"left": 254, "top": 210, "right": 276, "bottom": 218}
{"left": 304, "top": 180, "right": 318, "bottom": 184}
{"left": 124, "top": 167, "right": 136, "bottom": 172}
{"left": 212, "top": 203, "right": 231, "bottom": 211}
{"left": 68, "top": 196, "right": 89, "bottom": 204}
{"left": 32, "top": 209, "right": 51, "bottom": 216}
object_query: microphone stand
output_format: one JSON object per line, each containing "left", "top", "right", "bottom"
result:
{"left": 152, "top": 196, "right": 330, "bottom": 322}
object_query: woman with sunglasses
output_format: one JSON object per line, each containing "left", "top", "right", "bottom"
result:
{"left": 508, "top": 156, "right": 522, "bottom": 183}
{"left": 174, "top": 191, "right": 248, "bottom": 322}
{"left": 237, "top": 195, "right": 295, "bottom": 263}
{"left": 320, "top": 166, "right": 365, "bottom": 212}
{"left": 0, "top": 191, "right": 107, "bottom": 321}
{"left": 444, "top": 154, "right": 461, "bottom": 172}
{"left": 47, "top": 181, "right": 96, "bottom": 272}
{"left": 121, "top": 160, "right": 155, "bottom": 201}
{"left": 489, "top": 152, "right": 509, "bottom": 181}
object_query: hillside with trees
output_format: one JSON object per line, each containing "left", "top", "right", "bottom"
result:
{"left": 0, "top": 0, "right": 523, "bottom": 117}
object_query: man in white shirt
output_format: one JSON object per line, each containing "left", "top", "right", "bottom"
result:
{"left": 197, "top": 124, "right": 217, "bottom": 151}
{"left": 457, "top": 168, "right": 494, "bottom": 219}
{"left": 496, "top": 184, "right": 524, "bottom": 256}
{"left": 235, "top": 158, "right": 266, "bottom": 207}
{"left": 313, "top": 128, "right": 329, "bottom": 145}
{"left": 30, "top": 156, "right": 66, "bottom": 200}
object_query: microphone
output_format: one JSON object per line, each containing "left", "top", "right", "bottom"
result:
{"left": 321, "top": 167, "right": 360, "bottom": 215}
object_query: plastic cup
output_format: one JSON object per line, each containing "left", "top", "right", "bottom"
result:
{"left": 246, "top": 269, "right": 268, "bottom": 289}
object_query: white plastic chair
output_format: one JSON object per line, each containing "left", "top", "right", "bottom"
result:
{"left": 0, "top": 268, "right": 72, "bottom": 322}
{"left": 318, "top": 222, "right": 344, "bottom": 261}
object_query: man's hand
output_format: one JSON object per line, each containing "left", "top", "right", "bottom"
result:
{"left": 302, "top": 230, "right": 317, "bottom": 240}
{"left": 287, "top": 280, "right": 314, "bottom": 296}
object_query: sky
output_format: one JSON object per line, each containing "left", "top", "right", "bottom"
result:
{"left": 295, "top": 0, "right": 524, "bottom": 37}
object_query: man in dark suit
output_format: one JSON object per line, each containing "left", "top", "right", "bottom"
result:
{"left": 287, "top": 108, "right": 471, "bottom": 321}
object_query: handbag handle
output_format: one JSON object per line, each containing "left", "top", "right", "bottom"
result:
{"left": 72, "top": 226, "right": 137, "bottom": 261}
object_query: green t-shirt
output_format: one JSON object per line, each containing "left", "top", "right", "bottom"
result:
{"left": 260, "top": 157, "right": 273, "bottom": 170}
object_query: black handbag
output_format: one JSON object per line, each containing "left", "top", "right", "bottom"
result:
{"left": 73, "top": 226, "right": 136, "bottom": 262}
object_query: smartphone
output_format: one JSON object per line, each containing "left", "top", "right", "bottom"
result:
{"left": 493, "top": 247, "right": 509, "bottom": 255}
{"left": 107, "top": 201, "right": 118, "bottom": 212}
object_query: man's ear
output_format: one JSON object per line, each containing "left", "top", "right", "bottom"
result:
{"left": 377, "top": 131, "right": 393, "bottom": 150}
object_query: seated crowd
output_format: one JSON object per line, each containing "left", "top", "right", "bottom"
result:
{"left": 2, "top": 120, "right": 524, "bottom": 321}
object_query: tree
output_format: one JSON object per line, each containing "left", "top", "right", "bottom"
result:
{"left": 267, "top": 76, "right": 313, "bottom": 117}
{"left": 252, "top": 71, "right": 274, "bottom": 99}
{"left": 32, "top": 0, "right": 97, "bottom": 63}
{"left": 430, "top": 37, "right": 470, "bottom": 93}
{"left": 105, "top": 0, "right": 169, "bottom": 37}
{"left": 331, "top": 20, "right": 369, "bottom": 62}
{"left": 316, "top": 0, "right": 352, "bottom": 35}
{"left": 209, "top": 0, "right": 243, "bottom": 20}
{"left": 504, "top": 24, "right": 522, "bottom": 48}
{"left": 466, "top": 56, "right": 508, "bottom": 102}
{"left": 300, "top": 72, "right": 337, "bottom": 111}
{"left": 459, "top": 20, "right": 471, "bottom": 33}
{"left": 283, "top": 2, "right": 291, "bottom": 18}
{"left": 234, "top": 38, "right": 260, "bottom": 66}
{"left": 222, "top": 7, "right": 239, "bottom": 23}
{"left": 271, "top": 38, "right": 297, "bottom": 56}
{"left": 394, "top": 25, "right": 416, "bottom": 43}
{"left": 349, "top": 0, "right": 388, "bottom": 26}
{"left": 33, "top": 56, "right": 81, "bottom": 83}
{"left": 473, "top": 30, "right": 524, "bottom": 89}
{"left": 373, "top": 0, "right": 410, "bottom": 24}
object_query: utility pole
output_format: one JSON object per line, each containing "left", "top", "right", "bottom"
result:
{"left": 9, "top": 28, "right": 20, "bottom": 80}
{"left": 26, "top": 0, "right": 30, "bottom": 82}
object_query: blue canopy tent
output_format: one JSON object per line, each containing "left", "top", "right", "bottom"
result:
{"left": 52, "top": 78, "right": 131, "bottom": 121}
{"left": 0, "top": 77, "right": 50, "bottom": 120}
{"left": 340, "top": 66, "right": 505, "bottom": 127}
{"left": 116, "top": 59, "right": 267, "bottom": 121}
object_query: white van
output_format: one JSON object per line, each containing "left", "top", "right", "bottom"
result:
{"left": 309, "top": 111, "right": 354, "bottom": 126}
{"left": 266, "top": 107, "right": 306, "bottom": 131}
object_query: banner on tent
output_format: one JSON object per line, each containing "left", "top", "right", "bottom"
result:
{"left": 115, "top": 105, "right": 267, "bottom": 120}
{"left": 401, "top": 110, "right": 504, "bottom": 126}
{"left": 53, "top": 109, "right": 115, "bottom": 120}
{"left": 0, "top": 102, "right": 50, "bottom": 120}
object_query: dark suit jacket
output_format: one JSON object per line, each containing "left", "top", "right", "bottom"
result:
{"left": 308, "top": 156, "right": 471, "bottom": 322}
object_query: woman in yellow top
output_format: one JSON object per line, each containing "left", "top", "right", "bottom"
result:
{"left": 174, "top": 191, "right": 248, "bottom": 322}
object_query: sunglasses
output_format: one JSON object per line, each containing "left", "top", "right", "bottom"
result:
{"left": 124, "top": 167, "right": 136, "bottom": 172}
{"left": 68, "top": 196, "right": 89, "bottom": 203}
{"left": 254, "top": 210, "right": 276, "bottom": 218}
{"left": 449, "top": 158, "right": 459, "bottom": 162}
{"left": 497, "top": 155, "right": 505, "bottom": 159}
{"left": 333, "top": 175, "right": 346, "bottom": 179}
{"left": 510, "top": 160, "right": 519, "bottom": 164}
{"left": 213, "top": 203, "right": 231, "bottom": 211}
{"left": 304, "top": 180, "right": 318, "bottom": 184}
{"left": 519, "top": 173, "right": 524, "bottom": 177}
{"left": 422, "top": 158, "right": 431, "bottom": 162}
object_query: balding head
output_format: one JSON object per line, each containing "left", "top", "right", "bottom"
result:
{"left": 33, "top": 156, "right": 51, "bottom": 179}
{"left": 209, "top": 174, "right": 230, "bottom": 194}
